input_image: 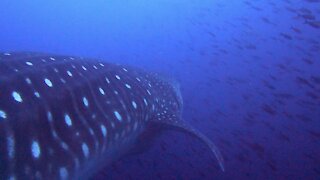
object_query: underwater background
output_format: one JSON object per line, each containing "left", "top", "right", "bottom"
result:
{"left": 0, "top": 0, "right": 319, "bottom": 179}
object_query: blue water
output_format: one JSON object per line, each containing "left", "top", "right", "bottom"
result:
{"left": 1, "top": 0, "right": 319, "bottom": 179}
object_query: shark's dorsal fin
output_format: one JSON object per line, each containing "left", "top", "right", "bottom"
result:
{"left": 152, "top": 119, "right": 225, "bottom": 172}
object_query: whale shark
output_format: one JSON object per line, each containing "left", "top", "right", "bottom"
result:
{"left": 0, "top": 52, "right": 224, "bottom": 179}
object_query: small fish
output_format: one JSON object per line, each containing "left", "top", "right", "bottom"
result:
{"left": 0, "top": 52, "right": 224, "bottom": 179}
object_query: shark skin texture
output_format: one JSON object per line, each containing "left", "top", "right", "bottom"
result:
{"left": 0, "top": 52, "right": 224, "bottom": 180}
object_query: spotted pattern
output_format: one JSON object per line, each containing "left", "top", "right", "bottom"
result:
{"left": 0, "top": 52, "right": 192, "bottom": 179}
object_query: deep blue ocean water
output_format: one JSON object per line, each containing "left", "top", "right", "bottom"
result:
{"left": 1, "top": 0, "right": 319, "bottom": 179}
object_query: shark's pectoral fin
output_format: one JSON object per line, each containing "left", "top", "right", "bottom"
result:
{"left": 153, "top": 119, "right": 225, "bottom": 172}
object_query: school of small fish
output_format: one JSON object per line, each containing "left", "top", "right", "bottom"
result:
{"left": 92, "top": 0, "right": 320, "bottom": 179}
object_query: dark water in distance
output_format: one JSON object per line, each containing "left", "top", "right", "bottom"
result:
{"left": 1, "top": 0, "right": 319, "bottom": 179}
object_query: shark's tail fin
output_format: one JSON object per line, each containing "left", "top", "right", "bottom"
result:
{"left": 159, "top": 120, "right": 225, "bottom": 172}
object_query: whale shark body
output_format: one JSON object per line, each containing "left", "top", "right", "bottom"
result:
{"left": 0, "top": 52, "right": 224, "bottom": 179}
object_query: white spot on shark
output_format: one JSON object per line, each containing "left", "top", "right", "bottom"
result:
{"left": 67, "top": 71, "right": 73, "bottom": 77}
{"left": 61, "top": 142, "right": 69, "bottom": 150}
{"left": 114, "top": 111, "right": 122, "bottom": 122}
{"left": 89, "top": 128, "right": 95, "bottom": 136}
{"left": 115, "top": 75, "right": 120, "bottom": 80}
{"left": 59, "top": 167, "right": 68, "bottom": 179}
{"left": 44, "top": 78, "right": 53, "bottom": 87}
{"left": 7, "top": 136, "right": 15, "bottom": 159}
{"left": 47, "top": 111, "right": 53, "bottom": 122}
{"left": 64, "top": 114, "right": 72, "bottom": 126}
{"left": 133, "top": 121, "right": 139, "bottom": 131}
{"left": 99, "top": 87, "right": 105, "bottom": 95}
{"left": 8, "top": 175, "right": 15, "bottom": 180}
{"left": 12, "top": 91, "right": 23, "bottom": 102}
{"left": 52, "top": 130, "right": 58, "bottom": 139}
{"left": 125, "top": 84, "right": 131, "bottom": 89}
{"left": 34, "top": 92, "right": 40, "bottom": 98}
{"left": 83, "top": 97, "right": 89, "bottom": 107}
{"left": 100, "top": 124, "right": 107, "bottom": 137}
{"left": 31, "top": 140, "right": 41, "bottom": 159}
{"left": 35, "top": 171, "right": 42, "bottom": 179}
{"left": 0, "top": 110, "right": 7, "bottom": 119}
{"left": 25, "top": 78, "right": 32, "bottom": 84}
{"left": 105, "top": 77, "right": 111, "bottom": 84}
{"left": 111, "top": 122, "right": 115, "bottom": 129}
{"left": 131, "top": 101, "right": 137, "bottom": 109}
{"left": 26, "top": 61, "right": 33, "bottom": 66}
{"left": 60, "top": 78, "right": 66, "bottom": 84}
{"left": 82, "top": 143, "right": 89, "bottom": 158}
